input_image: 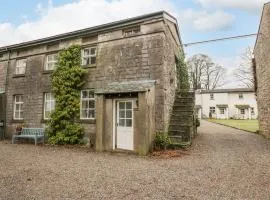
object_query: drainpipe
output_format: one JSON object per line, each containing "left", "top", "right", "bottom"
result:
{"left": 3, "top": 48, "right": 11, "bottom": 139}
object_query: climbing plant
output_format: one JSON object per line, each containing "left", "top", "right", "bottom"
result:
{"left": 46, "top": 45, "right": 86, "bottom": 145}
{"left": 175, "top": 52, "right": 190, "bottom": 90}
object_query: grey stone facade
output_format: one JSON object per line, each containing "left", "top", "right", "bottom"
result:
{"left": 254, "top": 3, "right": 270, "bottom": 138}
{"left": 0, "top": 12, "right": 182, "bottom": 152}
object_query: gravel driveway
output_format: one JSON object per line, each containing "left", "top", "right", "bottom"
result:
{"left": 0, "top": 120, "right": 269, "bottom": 200}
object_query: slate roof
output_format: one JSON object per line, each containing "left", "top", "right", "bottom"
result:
{"left": 197, "top": 88, "right": 254, "bottom": 94}
{"left": 95, "top": 80, "right": 156, "bottom": 94}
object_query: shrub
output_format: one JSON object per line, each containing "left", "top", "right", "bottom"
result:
{"left": 46, "top": 45, "right": 86, "bottom": 145}
{"left": 154, "top": 132, "right": 171, "bottom": 150}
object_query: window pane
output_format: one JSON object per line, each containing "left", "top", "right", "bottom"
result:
{"left": 119, "top": 119, "right": 125, "bottom": 126}
{"left": 84, "top": 49, "right": 90, "bottom": 56}
{"left": 119, "top": 111, "right": 125, "bottom": 118}
{"left": 119, "top": 102, "right": 125, "bottom": 109}
{"left": 126, "top": 110, "right": 132, "bottom": 118}
{"left": 15, "top": 111, "right": 20, "bottom": 119}
{"left": 89, "top": 110, "right": 95, "bottom": 118}
{"left": 82, "top": 91, "right": 88, "bottom": 98}
{"left": 81, "top": 109, "right": 87, "bottom": 118}
{"left": 126, "top": 102, "right": 132, "bottom": 109}
{"left": 90, "top": 48, "right": 96, "bottom": 55}
{"left": 82, "top": 101, "right": 88, "bottom": 109}
{"left": 126, "top": 119, "right": 132, "bottom": 127}
{"left": 88, "top": 100, "right": 95, "bottom": 109}
{"left": 90, "top": 57, "right": 96, "bottom": 65}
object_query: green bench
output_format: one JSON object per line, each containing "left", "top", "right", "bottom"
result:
{"left": 12, "top": 128, "right": 45, "bottom": 145}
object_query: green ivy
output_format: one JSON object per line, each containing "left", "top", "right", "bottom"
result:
{"left": 154, "top": 132, "right": 171, "bottom": 150}
{"left": 46, "top": 45, "right": 86, "bottom": 145}
{"left": 175, "top": 52, "right": 190, "bottom": 90}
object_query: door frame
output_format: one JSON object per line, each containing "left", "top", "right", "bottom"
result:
{"left": 112, "top": 98, "right": 136, "bottom": 150}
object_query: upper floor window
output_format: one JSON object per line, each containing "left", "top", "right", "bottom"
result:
{"left": 15, "top": 59, "right": 27, "bottom": 75}
{"left": 210, "top": 93, "right": 214, "bottom": 100}
{"left": 239, "top": 93, "right": 243, "bottom": 99}
{"left": 14, "top": 95, "right": 24, "bottom": 120}
{"left": 45, "top": 54, "right": 58, "bottom": 71}
{"left": 80, "top": 90, "right": 95, "bottom": 119}
{"left": 44, "top": 93, "right": 55, "bottom": 119}
{"left": 82, "top": 47, "right": 96, "bottom": 66}
{"left": 123, "top": 26, "right": 140, "bottom": 37}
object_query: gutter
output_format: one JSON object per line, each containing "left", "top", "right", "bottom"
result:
{"left": 3, "top": 48, "right": 11, "bottom": 139}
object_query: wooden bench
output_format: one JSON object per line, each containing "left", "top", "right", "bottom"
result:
{"left": 12, "top": 128, "right": 45, "bottom": 145}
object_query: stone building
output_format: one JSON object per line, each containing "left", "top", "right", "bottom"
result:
{"left": 0, "top": 12, "right": 194, "bottom": 154}
{"left": 195, "top": 89, "right": 258, "bottom": 120}
{"left": 254, "top": 2, "right": 270, "bottom": 138}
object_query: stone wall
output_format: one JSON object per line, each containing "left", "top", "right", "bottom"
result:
{"left": 254, "top": 3, "right": 270, "bottom": 138}
{"left": 1, "top": 17, "right": 180, "bottom": 142}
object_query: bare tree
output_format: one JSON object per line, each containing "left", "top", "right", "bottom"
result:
{"left": 187, "top": 54, "right": 226, "bottom": 90}
{"left": 233, "top": 47, "right": 254, "bottom": 88}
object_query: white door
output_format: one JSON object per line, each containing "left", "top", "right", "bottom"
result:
{"left": 116, "top": 101, "right": 133, "bottom": 150}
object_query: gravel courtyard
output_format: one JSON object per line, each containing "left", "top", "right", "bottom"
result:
{"left": 0, "top": 120, "right": 269, "bottom": 200}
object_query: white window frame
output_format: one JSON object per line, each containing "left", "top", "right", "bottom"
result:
{"left": 210, "top": 107, "right": 216, "bottom": 114}
{"left": 239, "top": 93, "right": 244, "bottom": 99}
{"left": 240, "top": 108, "right": 245, "bottom": 115}
{"left": 82, "top": 47, "right": 97, "bottom": 66}
{"left": 45, "top": 54, "right": 58, "bottom": 71}
{"left": 13, "top": 95, "right": 24, "bottom": 120}
{"left": 44, "top": 93, "right": 55, "bottom": 119}
{"left": 251, "top": 107, "right": 255, "bottom": 115}
{"left": 220, "top": 108, "right": 225, "bottom": 114}
{"left": 210, "top": 93, "right": 214, "bottom": 100}
{"left": 15, "top": 59, "right": 27, "bottom": 75}
{"left": 80, "top": 90, "right": 95, "bottom": 119}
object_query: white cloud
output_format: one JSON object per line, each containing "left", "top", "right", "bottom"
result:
{"left": 182, "top": 9, "right": 235, "bottom": 31}
{"left": 195, "top": 0, "right": 268, "bottom": 13}
{"left": 0, "top": 0, "right": 237, "bottom": 47}
{"left": 0, "top": 0, "right": 175, "bottom": 46}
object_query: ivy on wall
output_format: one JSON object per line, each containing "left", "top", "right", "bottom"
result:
{"left": 46, "top": 45, "right": 86, "bottom": 145}
{"left": 175, "top": 52, "right": 190, "bottom": 90}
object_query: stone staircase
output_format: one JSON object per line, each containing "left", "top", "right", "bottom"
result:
{"left": 169, "top": 90, "right": 196, "bottom": 145}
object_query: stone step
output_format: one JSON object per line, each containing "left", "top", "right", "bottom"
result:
{"left": 171, "top": 111, "right": 194, "bottom": 116}
{"left": 173, "top": 106, "right": 194, "bottom": 111}
{"left": 175, "top": 93, "right": 195, "bottom": 98}
{"left": 169, "top": 123, "right": 193, "bottom": 129}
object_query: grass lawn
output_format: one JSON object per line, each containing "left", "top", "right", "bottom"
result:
{"left": 208, "top": 119, "right": 259, "bottom": 133}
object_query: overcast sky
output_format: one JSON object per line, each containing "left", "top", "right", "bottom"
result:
{"left": 0, "top": 0, "right": 267, "bottom": 88}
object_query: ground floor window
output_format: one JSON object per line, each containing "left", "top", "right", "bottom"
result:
{"left": 80, "top": 90, "right": 95, "bottom": 119}
{"left": 219, "top": 108, "right": 225, "bottom": 114}
{"left": 210, "top": 107, "right": 216, "bottom": 114}
{"left": 44, "top": 93, "right": 55, "bottom": 119}
{"left": 251, "top": 107, "right": 255, "bottom": 115}
{"left": 13, "top": 95, "right": 24, "bottom": 120}
{"left": 240, "top": 108, "right": 245, "bottom": 115}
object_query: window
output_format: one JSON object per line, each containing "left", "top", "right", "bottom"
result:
{"left": 210, "top": 93, "right": 214, "bottom": 100}
{"left": 80, "top": 90, "right": 95, "bottom": 119}
{"left": 220, "top": 108, "right": 225, "bottom": 114}
{"left": 251, "top": 107, "right": 255, "bottom": 115}
{"left": 118, "top": 101, "right": 133, "bottom": 127}
{"left": 15, "top": 59, "right": 27, "bottom": 75}
{"left": 210, "top": 107, "right": 215, "bottom": 114}
{"left": 240, "top": 108, "right": 245, "bottom": 115}
{"left": 123, "top": 26, "right": 140, "bottom": 37}
{"left": 82, "top": 47, "right": 96, "bottom": 66}
{"left": 45, "top": 54, "right": 58, "bottom": 71}
{"left": 13, "top": 95, "right": 24, "bottom": 120}
{"left": 44, "top": 93, "right": 55, "bottom": 119}
{"left": 239, "top": 93, "right": 243, "bottom": 99}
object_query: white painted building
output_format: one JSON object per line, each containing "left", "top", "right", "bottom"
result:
{"left": 195, "top": 88, "right": 258, "bottom": 120}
